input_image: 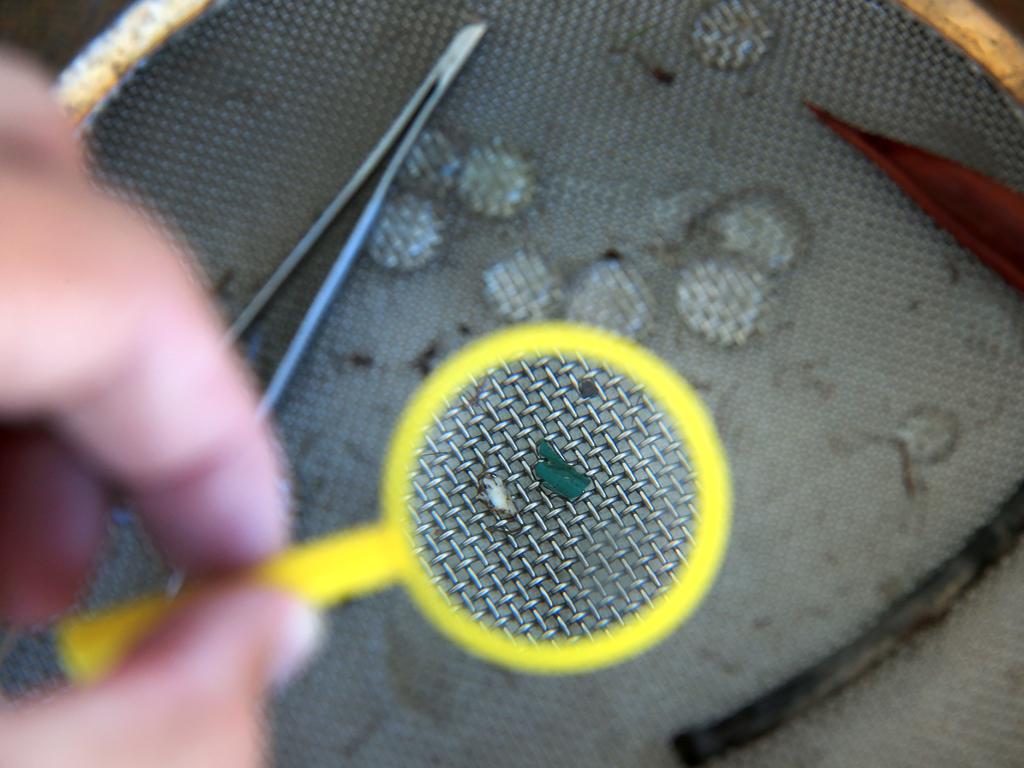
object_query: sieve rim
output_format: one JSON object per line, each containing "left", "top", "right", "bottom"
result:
{"left": 55, "top": 0, "right": 1024, "bottom": 128}
{"left": 381, "top": 322, "right": 731, "bottom": 674}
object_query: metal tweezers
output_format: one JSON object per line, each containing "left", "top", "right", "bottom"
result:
{"left": 0, "top": 25, "right": 486, "bottom": 667}
{"left": 230, "top": 23, "right": 486, "bottom": 412}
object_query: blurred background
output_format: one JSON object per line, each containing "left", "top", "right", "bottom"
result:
{"left": 1, "top": 1, "right": 130, "bottom": 68}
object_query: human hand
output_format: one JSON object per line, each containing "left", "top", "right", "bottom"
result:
{"left": 0, "top": 53, "right": 319, "bottom": 767}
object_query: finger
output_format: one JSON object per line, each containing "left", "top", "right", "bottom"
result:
{"left": 0, "top": 589, "right": 320, "bottom": 768}
{"left": 0, "top": 170, "right": 288, "bottom": 572}
{"left": 0, "top": 427, "right": 106, "bottom": 625}
{"left": 0, "top": 51, "right": 81, "bottom": 175}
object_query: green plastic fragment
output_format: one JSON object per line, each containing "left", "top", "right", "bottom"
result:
{"left": 535, "top": 462, "right": 590, "bottom": 500}
{"left": 534, "top": 440, "right": 591, "bottom": 500}
{"left": 537, "top": 439, "right": 568, "bottom": 467}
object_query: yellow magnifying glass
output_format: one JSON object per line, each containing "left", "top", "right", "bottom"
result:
{"left": 58, "top": 322, "right": 730, "bottom": 681}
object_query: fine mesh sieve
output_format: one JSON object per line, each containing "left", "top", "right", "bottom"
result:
{"left": 412, "top": 352, "right": 698, "bottom": 641}
{"left": 4, "top": 0, "right": 1024, "bottom": 765}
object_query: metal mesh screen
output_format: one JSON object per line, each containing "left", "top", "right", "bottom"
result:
{"left": 412, "top": 354, "right": 695, "bottom": 640}
{"left": 715, "top": 537, "right": 1024, "bottom": 768}
{"left": 4, "top": 0, "right": 1024, "bottom": 765}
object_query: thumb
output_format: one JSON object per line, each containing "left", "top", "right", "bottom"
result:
{"left": 0, "top": 588, "right": 321, "bottom": 768}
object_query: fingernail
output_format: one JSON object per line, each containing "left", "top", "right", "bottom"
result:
{"left": 268, "top": 601, "right": 322, "bottom": 689}
{"left": 165, "top": 568, "right": 186, "bottom": 598}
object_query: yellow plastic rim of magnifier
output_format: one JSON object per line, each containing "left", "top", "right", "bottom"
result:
{"left": 383, "top": 321, "right": 731, "bottom": 674}
{"left": 57, "top": 322, "right": 729, "bottom": 681}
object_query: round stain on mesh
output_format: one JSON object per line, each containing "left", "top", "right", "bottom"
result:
{"left": 567, "top": 260, "right": 655, "bottom": 340}
{"left": 367, "top": 193, "right": 444, "bottom": 271}
{"left": 894, "top": 406, "right": 959, "bottom": 464}
{"left": 483, "top": 249, "right": 563, "bottom": 323}
{"left": 690, "top": 188, "right": 808, "bottom": 274}
{"left": 691, "top": 0, "right": 774, "bottom": 71}
{"left": 396, "top": 129, "right": 461, "bottom": 193}
{"left": 411, "top": 355, "right": 697, "bottom": 640}
{"left": 676, "top": 258, "right": 771, "bottom": 347}
{"left": 457, "top": 137, "right": 536, "bottom": 218}
{"left": 650, "top": 188, "right": 717, "bottom": 243}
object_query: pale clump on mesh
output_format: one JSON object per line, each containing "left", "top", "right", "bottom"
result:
{"left": 567, "top": 260, "right": 654, "bottom": 340}
{"left": 676, "top": 259, "right": 770, "bottom": 347}
{"left": 457, "top": 137, "right": 536, "bottom": 218}
{"left": 367, "top": 193, "right": 444, "bottom": 271}
{"left": 483, "top": 249, "right": 563, "bottom": 323}
{"left": 698, "top": 190, "right": 807, "bottom": 273}
{"left": 691, "top": 0, "right": 774, "bottom": 71}
{"left": 397, "top": 129, "right": 461, "bottom": 192}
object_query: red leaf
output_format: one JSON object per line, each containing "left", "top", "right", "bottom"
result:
{"left": 806, "top": 102, "right": 1024, "bottom": 293}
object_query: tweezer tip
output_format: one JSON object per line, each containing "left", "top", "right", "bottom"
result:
{"left": 462, "top": 21, "right": 489, "bottom": 36}
{"left": 435, "top": 23, "right": 488, "bottom": 83}
{"left": 452, "top": 22, "right": 487, "bottom": 50}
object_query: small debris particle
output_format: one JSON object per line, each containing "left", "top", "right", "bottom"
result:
{"left": 908, "top": 299, "right": 921, "bottom": 312}
{"left": 578, "top": 379, "right": 599, "bottom": 398}
{"left": 603, "top": 248, "right": 623, "bottom": 261}
{"left": 413, "top": 341, "right": 440, "bottom": 377}
{"left": 349, "top": 352, "right": 374, "bottom": 368}
{"left": 481, "top": 476, "right": 514, "bottom": 516}
{"left": 457, "top": 323, "right": 473, "bottom": 336}
{"left": 906, "top": 607, "right": 951, "bottom": 635}
{"left": 212, "top": 268, "right": 235, "bottom": 297}
{"left": 650, "top": 66, "right": 676, "bottom": 85}
{"left": 897, "top": 442, "right": 917, "bottom": 497}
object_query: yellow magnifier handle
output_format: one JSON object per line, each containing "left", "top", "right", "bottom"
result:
{"left": 56, "top": 522, "right": 403, "bottom": 684}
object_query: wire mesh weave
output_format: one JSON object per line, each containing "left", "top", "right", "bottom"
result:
{"left": 412, "top": 354, "right": 696, "bottom": 639}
